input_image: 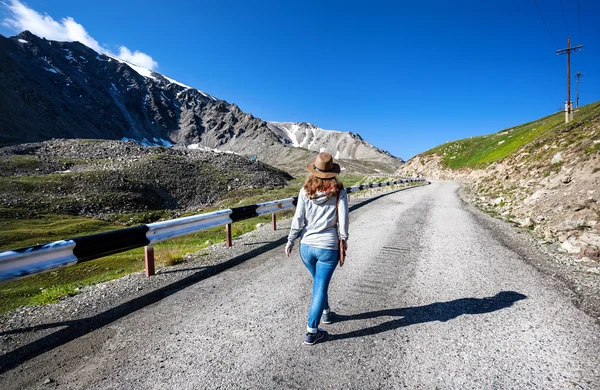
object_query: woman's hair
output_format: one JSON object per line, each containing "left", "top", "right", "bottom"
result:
{"left": 303, "top": 175, "right": 344, "bottom": 199}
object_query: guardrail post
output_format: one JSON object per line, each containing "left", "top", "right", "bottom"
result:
{"left": 226, "top": 223, "right": 232, "bottom": 248}
{"left": 144, "top": 245, "right": 155, "bottom": 277}
{"left": 272, "top": 213, "right": 277, "bottom": 231}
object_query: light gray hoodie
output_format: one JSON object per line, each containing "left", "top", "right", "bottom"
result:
{"left": 287, "top": 188, "right": 349, "bottom": 250}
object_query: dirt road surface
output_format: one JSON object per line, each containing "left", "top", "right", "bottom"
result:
{"left": 1, "top": 181, "right": 598, "bottom": 389}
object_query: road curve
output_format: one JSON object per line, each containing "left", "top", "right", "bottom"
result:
{"left": 1, "top": 181, "right": 598, "bottom": 389}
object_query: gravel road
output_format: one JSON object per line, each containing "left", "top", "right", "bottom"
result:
{"left": 1, "top": 181, "right": 599, "bottom": 389}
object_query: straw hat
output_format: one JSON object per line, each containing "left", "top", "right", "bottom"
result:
{"left": 306, "top": 152, "right": 341, "bottom": 179}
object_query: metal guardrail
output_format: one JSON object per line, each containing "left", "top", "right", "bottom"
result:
{"left": 0, "top": 178, "right": 427, "bottom": 284}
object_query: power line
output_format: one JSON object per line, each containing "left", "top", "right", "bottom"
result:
{"left": 559, "top": 0, "right": 570, "bottom": 36}
{"left": 577, "top": 0, "right": 581, "bottom": 43}
{"left": 532, "top": 0, "right": 560, "bottom": 50}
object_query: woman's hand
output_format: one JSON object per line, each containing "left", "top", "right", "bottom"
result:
{"left": 341, "top": 240, "right": 348, "bottom": 251}
{"left": 285, "top": 244, "right": 293, "bottom": 257}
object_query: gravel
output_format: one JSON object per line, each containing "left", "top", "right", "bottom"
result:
{"left": 0, "top": 181, "right": 598, "bottom": 389}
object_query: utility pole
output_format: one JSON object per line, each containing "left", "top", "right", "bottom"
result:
{"left": 556, "top": 37, "right": 583, "bottom": 123}
{"left": 574, "top": 71, "right": 584, "bottom": 108}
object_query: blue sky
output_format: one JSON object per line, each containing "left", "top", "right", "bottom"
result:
{"left": 1, "top": 0, "right": 598, "bottom": 160}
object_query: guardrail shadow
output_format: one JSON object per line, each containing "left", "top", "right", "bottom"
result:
{"left": 348, "top": 183, "right": 428, "bottom": 213}
{"left": 328, "top": 291, "right": 527, "bottom": 341}
{"left": 0, "top": 236, "right": 288, "bottom": 374}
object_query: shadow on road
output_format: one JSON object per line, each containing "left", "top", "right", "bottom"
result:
{"left": 328, "top": 291, "right": 527, "bottom": 341}
{"left": 0, "top": 236, "right": 288, "bottom": 374}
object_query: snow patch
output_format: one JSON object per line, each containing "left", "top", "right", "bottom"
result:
{"left": 121, "top": 137, "right": 173, "bottom": 148}
{"left": 17, "top": 39, "right": 28, "bottom": 44}
{"left": 164, "top": 76, "right": 191, "bottom": 89}
{"left": 79, "top": 56, "right": 87, "bottom": 61}
{"left": 96, "top": 55, "right": 109, "bottom": 62}
{"left": 44, "top": 67, "right": 58, "bottom": 74}
{"left": 187, "top": 144, "right": 238, "bottom": 155}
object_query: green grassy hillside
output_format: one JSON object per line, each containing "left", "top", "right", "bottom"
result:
{"left": 424, "top": 101, "right": 600, "bottom": 169}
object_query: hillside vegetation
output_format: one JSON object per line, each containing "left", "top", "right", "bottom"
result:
{"left": 398, "top": 100, "right": 600, "bottom": 262}
{"left": 424, "top": 101, "right": 600, "bottom": 169}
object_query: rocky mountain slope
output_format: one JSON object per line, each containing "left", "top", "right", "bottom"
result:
{"left": 0, "top": 31, "right": 402, "bottom": 173}
{"left": 397, "top": 102, "right": 600, "bottom": 260}
{"left": 0, "top": 139, "right": 292, "bottom": 221}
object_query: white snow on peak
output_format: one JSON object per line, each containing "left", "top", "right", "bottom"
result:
{"left": 107, "top": 54, "right": 154, "bottom": 79}
{"left": 164, "top": 75, "right": 191, "bottom": 90}
{"left": 267, "top": 121, "right": 344, "bottom": 149}
{"left": 17, "top": 39, "right": 28, "bottom": 44}
{"left": 104, "top": 54, "right": 218, "bottom": 101}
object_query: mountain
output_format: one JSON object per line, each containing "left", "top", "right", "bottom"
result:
{"left": 0, "top": 138, "right": 292, "bottom": 221}
{"left": 397, "top": 102, "right": 600, "bottom": 258}
{"left": 267, "top": 122, "right": 400, "bottom": 161}
{"left": 0, "top": 31, "right": 403, "bottom": 174}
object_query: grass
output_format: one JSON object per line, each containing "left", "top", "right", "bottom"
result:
{"left": 424, "top": 100, "right": 600, "bottom": 169}
{"left": 0, "top": 155, "right": 40, "bottom": 171}
{"left": 0, "top": 208, "right": 294, "bottom": 314}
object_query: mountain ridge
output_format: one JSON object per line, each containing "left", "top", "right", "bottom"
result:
{"left": 0, "top": 31, "right": 403, "bottom": 173}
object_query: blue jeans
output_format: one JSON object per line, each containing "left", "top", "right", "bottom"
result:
{"left": 300, "top": 244, "right": 339, "bottom": 333}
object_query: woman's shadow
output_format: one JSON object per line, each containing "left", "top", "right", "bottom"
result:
{"left": 328, "top": 291, "right": 527, "bottom": 341}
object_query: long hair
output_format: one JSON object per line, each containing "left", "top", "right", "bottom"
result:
{"left": 303, "top": 175, "right": 344, "bottom": 199}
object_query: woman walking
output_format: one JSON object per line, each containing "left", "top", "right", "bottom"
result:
{"left": 285, "top": 152, "right": 349, "bottom": 345}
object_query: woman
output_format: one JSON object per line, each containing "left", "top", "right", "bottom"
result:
{"left": 285, "top": 152, "right": 349, "bottom": 345}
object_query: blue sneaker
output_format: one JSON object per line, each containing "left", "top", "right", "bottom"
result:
{"left": 304, "top": 329, "right": 327, "bottom": 345}
{"left": 321, "top": 311, "right": 334, "bottom": 324}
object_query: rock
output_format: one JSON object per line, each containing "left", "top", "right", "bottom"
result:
{"left": 555, "top": 220, "right": 585, "bottom": 231}
{"left": 560, "top": 240, "right": 581, "bottom": 254}
{"left": 524, "top": 190, "right": 545, "bottom": 205}
{"left": 493, "top": 197, "right": 504, "bottom": 205}
{"left": 562, "top": 176, "right": 572, "bottom": 184}
{"left": 520, "top": 217, "right": 535, "bottom": 228}
{"left": 579, "top": 232, "right": 600, "bottom": 247}
{"left": 43, "top": 378, "right": 53, "bottom": 385}
{"left": 572, "top": 204, "right": 586, "bottom": 211}
{"left": 551, "top": 152, "right": 563, "bottom": 164}
{"left": 256, "top": 223, "right": 265, "bottom": 229}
